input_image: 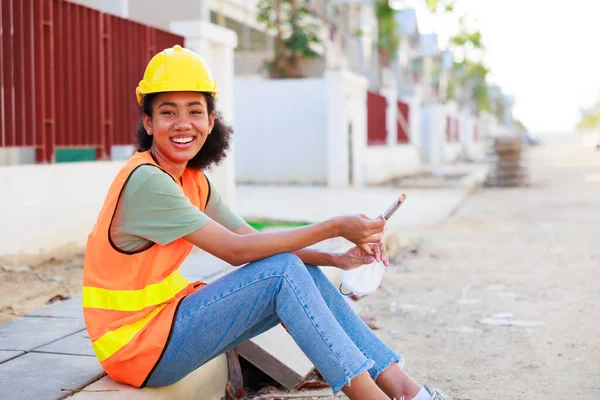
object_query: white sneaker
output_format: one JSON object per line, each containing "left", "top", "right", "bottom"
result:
{"left": 424, "top": 384, "right": 452, "bottom": 400}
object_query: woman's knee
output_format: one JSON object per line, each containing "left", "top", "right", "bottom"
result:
{"left": 275, "top": 257, "right": 331, "bottom": 289}
{"left": 266, "top": 253, "right": 308, "bottom": 278}
{"left": 271, "top": 252, "right": 303, "bottom": 268}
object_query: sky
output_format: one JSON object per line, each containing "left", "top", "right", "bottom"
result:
{"left": 404, "top": 0, "right": 600, "bottom": 133}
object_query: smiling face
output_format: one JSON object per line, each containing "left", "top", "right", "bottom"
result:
{"left": 142, "top": 91, "right": 215, "bottom": 171}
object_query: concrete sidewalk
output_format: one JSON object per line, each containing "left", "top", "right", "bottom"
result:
{"left": 235, "top": 185, "right": 469, "bottom": 228}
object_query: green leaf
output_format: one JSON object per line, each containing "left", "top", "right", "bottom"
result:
{"left": 255, "top": 0, "right": 323, "bottom": 77}
{"left": 450, "top": 30, "right": 484, "bottom": 49}
{"left": 577, "top": 103, "right": 600, "bottom": 129}
{"left": 425, "top": 0, "right": 438, "bottom": 12}
{"left": 375, "top": 0, "right": 401, "bottom": 66}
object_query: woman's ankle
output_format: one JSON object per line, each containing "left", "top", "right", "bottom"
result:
{"left": 342, "top": 371, "right": 388, "bottom": 400}
{"left": 375, "top": 363, "right": 421, "bottom": 399}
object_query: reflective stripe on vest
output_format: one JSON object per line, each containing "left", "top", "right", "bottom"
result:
{"left": 92, "top": 303, "right": 167, "bottom": 362}
{"left": 82, "top": 269, "right": 189, "bottom": 312}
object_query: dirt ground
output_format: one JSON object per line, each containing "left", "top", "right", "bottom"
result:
{"left": 361, "top": 135, "right": 600, "bottom": 399}
{"left": 1, "top": 134, "right": 598, "bottom": 399}
{"left": 0, "top": 244, "right": 84, "bottom": 323}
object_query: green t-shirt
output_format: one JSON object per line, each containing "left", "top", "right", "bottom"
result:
{"left": 110, "top": 165, "right": 245, "bottom": 252}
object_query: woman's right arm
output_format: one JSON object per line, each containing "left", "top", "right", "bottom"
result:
{"left": 185, "top": 215, "right": 385, "bottom": 266}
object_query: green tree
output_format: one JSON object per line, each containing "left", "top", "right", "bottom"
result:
{"left": 424, "top": 0, "right": 454, "bottom": 13}
{"left": 257, "top": 0, "right": 321, "bottom": 78}
{"left": 450, "top": 60, "right": 491, "bottom": 114}
{"left": 577, "top": 103, "right": 600, "bottom": 129}
{"left": 445, "top": 13, "right": 491, "bottom": 114}
{"left": 450, "top": 30, "right": 484, "bottom": 50}
{"left": 375, "top": 0, "right": 400, "bottom": 68}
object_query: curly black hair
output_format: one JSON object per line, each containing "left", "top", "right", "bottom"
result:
{"left": 135, "top": 92, "right": 233, "bottom": 170}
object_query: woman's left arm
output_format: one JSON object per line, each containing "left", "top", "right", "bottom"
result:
{"left": 233, "top": 223, "right": 388, "bottom": 268}
{"left": 206, "top": 180, "right": 373, "bottom": 267}
{"left": 233, "top": 223, "right": 339, "bottom": 266}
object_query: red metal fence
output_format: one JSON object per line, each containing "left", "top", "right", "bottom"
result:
{"left": 51, "top": 0, "right": 103, "bottom": 161}
{"left": 1, "top": 0, "right": 37, "bottom": 153}
{"left": 445, "top": 116, "right": 460, "bottom": 142}
{"left": 397, "top": 101, "right": 409, "bottom": 144}
{"left": 454, "top": 119, "right": 460, "bottom": 141}
{"left": 0, "top": 0, "right": 184, "bottom": 162}
{"left": 367, "top": 91, "right": 387, "bottom": 146}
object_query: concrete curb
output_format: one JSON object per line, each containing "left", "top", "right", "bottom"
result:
{"left": 436, "top": 164, "right": 490, "bottom": 226}
{"left": 69, "top": 355, "right": 228, "bottom": 400}
{"left": 460, "top": 164, "right": 491, "bottom": 196}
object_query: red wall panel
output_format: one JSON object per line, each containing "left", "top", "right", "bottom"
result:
{"left": 367, "top": 91, "right": 387, "bottom": 146}
{"left": 397, "top": 101, "right": 410, "bottom": 144}
{"left": 0, "top": 0, "right": 184, "bottom": 162}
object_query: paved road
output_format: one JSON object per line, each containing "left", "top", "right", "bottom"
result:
{"left": 360, "top": 133, "right": 600, "bottom": 399}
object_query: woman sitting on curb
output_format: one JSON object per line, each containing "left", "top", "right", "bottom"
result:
{"left": 82, "top": 45, "right": 451, "bottom": 400}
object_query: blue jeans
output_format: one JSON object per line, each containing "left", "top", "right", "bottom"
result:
{"left": 146, "top": 253, "right": 402, "bottom": 394}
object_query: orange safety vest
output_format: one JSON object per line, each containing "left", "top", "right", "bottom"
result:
{"left": 82, "top": 151, "right": 209, "bottom": 387}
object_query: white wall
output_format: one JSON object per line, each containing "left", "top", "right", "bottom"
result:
{"left": 234, "top": 79, "right": 329, "bottom": 184}
{"left": 235, "top": 69, "right": 424, "bottom": 187}
{"left": 480, "top": 111, "right": 499, "bottom": 138}
{"left": 420, "top": 102, "right": 469, "bottom": 165}
{"left": 128, "top": 0, "right": 208, "bottom": 30}
{"left": 364, "top": 145, "right": 421, "bottom": 184}
{"left": 234, "top": 70, "right": 368, "bottom": 187}
{"left": 69, "top": 0, "right": 127, "bottom": 16}
{"left": 459, "top": 115, "right": 486, "bottom": 161}
{"left": 0, "top": 162, "right": 124, "bottom": 256}
{"left": 443, "top": 143, "right": 462, "bottom": 163}
{"left": 0, "top": 158, "right": 236, "bottom": 256}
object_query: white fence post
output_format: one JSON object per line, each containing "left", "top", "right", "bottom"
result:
{"left": 381, "top": 69, "right": 398, "bottom": 147}
{"left": 420, "top": 103, "right": 445, "bottom": 165}
{"left": 326, "top": 71, "right": 346, "bottom": 188}
{"left": 407, "top": 93, "right": 421, "bottom": 148}
{"left": 325, "top": 70, "right": 368, "bottom": 188}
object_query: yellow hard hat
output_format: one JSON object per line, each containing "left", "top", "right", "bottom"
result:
{"left": 136, "top": 45, "right": 218, "bottom": 105}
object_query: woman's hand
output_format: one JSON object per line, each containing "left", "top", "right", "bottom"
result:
{"left": 332, "top": 214, "right": 386, "bottom": 255}
{"left": 334, "top": 243, "right": 389, "bottom": 271}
